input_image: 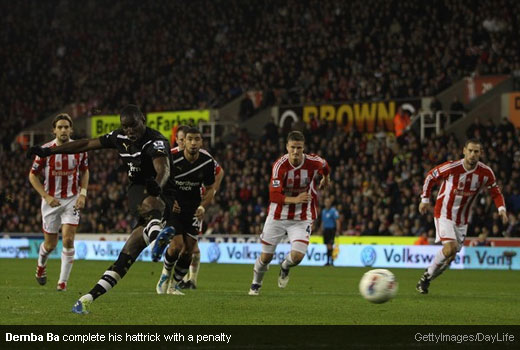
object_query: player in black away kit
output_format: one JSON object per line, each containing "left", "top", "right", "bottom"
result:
{"left": 28, "top": 104, "right": 175, "bottom": 314}
{"left": 155, "top": 127, "right": 216, "bottom": 295}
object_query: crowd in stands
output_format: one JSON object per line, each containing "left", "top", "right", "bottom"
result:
{"left": 2, "top": 0, "right": 520, "bottom": 238}
{"left": 2, "top": 118, "right": 520, "bottom": 240}
{"left": 2, "top": 0, "right": 520, "bottom": 148}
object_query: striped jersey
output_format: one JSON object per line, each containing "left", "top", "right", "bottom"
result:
{"left": 30, "top": 139, "right": 88, "bottom": 198}
{"left": 98, "top": 127, "right": 171, "bottom": 186}
{"left": 171, "top": 146, "right": 222, "bottom": 176}
{"left": 421, "top": 159, "right": 505, "bottom": 225}
{"left": 268, "top": 153, "right": 330, "bottom": 220}
{"left": 171, "top": 149, "right": 215, "bottom": 214}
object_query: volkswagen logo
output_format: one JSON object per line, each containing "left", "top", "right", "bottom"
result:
{"left": 361, "top": 246, "right": 377, "bottom": 266}
{"left": 76, "top": 242, "right": 88, "bottom": 260}
{"left": 207, "top": 243, "right": 221, "bottom": 263}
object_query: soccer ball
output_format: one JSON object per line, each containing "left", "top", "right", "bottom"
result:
{"left": 359, "top": 269, "right": 398, "bottom": 304}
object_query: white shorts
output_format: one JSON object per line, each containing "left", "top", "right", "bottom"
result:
{"left": 260, "top": 216, "right": 312, "bottom": 254}
{"left": 41, "top": 195, "right": 80, "bottom": 234}
{"left": 434, "top": 217, "right": 467, "bottom": 251}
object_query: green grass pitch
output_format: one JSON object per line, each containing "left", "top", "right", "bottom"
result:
{"left": 0, "top": 258, "right": 518, "bottom": 325}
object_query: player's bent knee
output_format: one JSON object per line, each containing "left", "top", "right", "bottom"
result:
{"left": 142, "top": 196, "right": 165, "bottom": 211}
{"left": 260, "top": 253, "right": 273, "bottom": 265}
{"left": 290, "top": 251, "right": 305, "bottom": 264}
{"left": 291, "top": 241, "right": 308, "bottom": 256}
{"left": 45, "top": 242, "right": 58, "bottom": 252}
{"left": 62, "top": 238, "right": 74, "bottom": 248}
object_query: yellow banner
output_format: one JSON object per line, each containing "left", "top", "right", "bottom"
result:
{"left": 147, "top": 110, "right": 210, "bottom": 139}
{"left": 302, "top": 102, "right": 395, "bottom": 133}
{"left": 90, "top": 115, "right": 119, "bottom": 137}
{"left": 310, "top": 236, "right": 417, "bottom": 245}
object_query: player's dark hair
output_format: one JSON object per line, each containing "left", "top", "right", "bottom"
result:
{"left": 465, "top": 138, "right": 482, "bottom": 148}
{"left": 52, "top": 113, "right": 73, "bottom": 128}
{"left": 287, "top": 130, "right": 305, "bottom": 143}
{"left": 120, "top": 104, "right": 145, "bottom": 122}
{"left": 185, "top": 127, "right": 201, "bottom": 136}
{"left": 177, "top": 125, "right": 190, "bottom": 136}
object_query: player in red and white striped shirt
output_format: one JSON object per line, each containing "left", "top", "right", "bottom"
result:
{"left": 416, "top": 139, "right": 508, "bottom": 294}
{"left": 28, "top": 114, "right": 89, "bottom": 292}
{"left": 249, "top": 131, "right": 330, "bottom": 295}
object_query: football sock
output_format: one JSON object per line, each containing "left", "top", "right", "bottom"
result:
{"left": 172, "top": 254, "right": 191, "bottom": 283}
{"left": 427, "top": 249, "right": 447, "bottom": 279}
{"left": 281, "top": 254, "right": 297, "bottom": 270}
{"left": 163, "top": 251, "right": 178, "bottom": 272}
{"left": 432, "top": 261, "right": 450, "bottom": 280}
{"left": 89, "top": 253, "right": 134, "bottom": 300}
{"left": 252, "top": 257, "right": 269, "bottom": 285}
{"left": 38, "top": 242, "right": 52, "bottom": 267}
{"left": 142, "top": 216, "right": 163, "bottom": 245}
{"left": 189, "top": 252, "right": 200, "bottom": 284}
{"left": 58, "top": 247, "right": 75, "bottom": 283}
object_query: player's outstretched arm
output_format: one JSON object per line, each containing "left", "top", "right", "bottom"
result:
{"left": 27, "top": 138, "right": 103, "bottom": 158}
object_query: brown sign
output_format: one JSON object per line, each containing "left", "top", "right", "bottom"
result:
{"left": 278, "top": 99, "right": 420, "bottom": 133}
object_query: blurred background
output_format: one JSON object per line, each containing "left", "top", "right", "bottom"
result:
{"left": 1, "top": 0, "right": 520, "bottom": 246}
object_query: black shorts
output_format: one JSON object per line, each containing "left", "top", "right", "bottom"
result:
{"left": 166, "top": 212, "right": 201, "bottom": 240}
{"left": 323, "top": 228, "right": 336, "bottom": 245}
{"left": 128, "top": 184, "right": 173, "bottom": 228}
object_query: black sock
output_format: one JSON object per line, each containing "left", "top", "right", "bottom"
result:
{"left": 173, "top": 254, "right": 191, "bottom": 283}
{"left": 164, "top": 250, "right": 178, "bottom": 272}
{"left": 89, "top": 253, "right": 135, "bottom": 300}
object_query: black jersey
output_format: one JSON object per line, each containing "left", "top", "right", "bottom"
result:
{"left": 171, "top": 150, "right": 215, "bottom": 213}
{"left": 99, "top": 127, "right": 171, "bottom": 185}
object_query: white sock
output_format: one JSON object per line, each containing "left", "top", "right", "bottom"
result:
{"left": 281, "top": 254, "right": 297, "bottom": 270}
{"left": 189, "top": 253, "right": 200, "bottom": 284}
{"left": 161, "top": 266, "right": 172, "bottom": 278}
{"left": 182, "top": 273, "right": 190, "bottom": 282}
{"left": 59, "top": 247, "right": 75, "bottom": 283}
{"left": 80, "top": 294, "right": 93, "bottom": 302}
{"left": 431, "top": 262, "right": 451, "bottom": 280}
{"left": 252, "top": 257, "right": 269, "bottom": 285}
{"left": 427, "top": 249, "right": 447, "bottom": 279}
{"left": 38, "top": 243, "right": 52, "bottom": 267}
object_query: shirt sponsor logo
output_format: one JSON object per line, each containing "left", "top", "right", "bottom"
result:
{"left": 51, "top": 170, "right": 75, "bottom": 176}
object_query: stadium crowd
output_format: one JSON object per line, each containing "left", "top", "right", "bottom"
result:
{"left": 2, "top": 118, "right": 520, "bottom": 239}
{"left": 1, "top": 0, "right": 520, "bottom": 238}
{"left": 2, "top": 0, "right": 520, "bottom": 147}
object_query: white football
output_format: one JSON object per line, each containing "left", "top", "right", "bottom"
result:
{"left": 359, "top": 269, "right": 398, "bottom": 304}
